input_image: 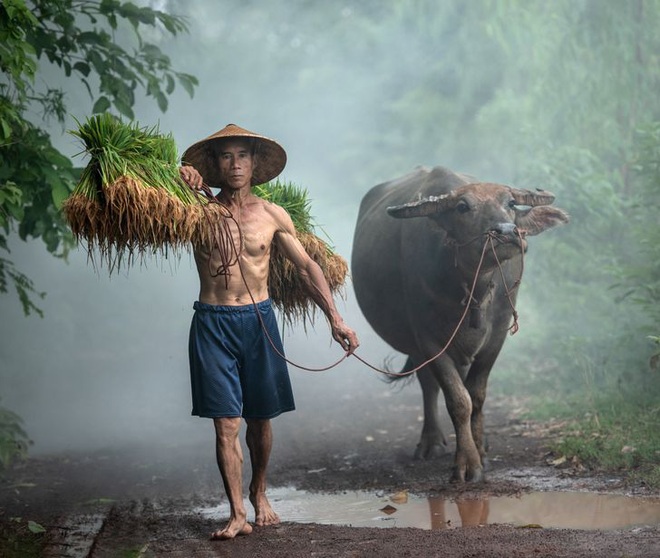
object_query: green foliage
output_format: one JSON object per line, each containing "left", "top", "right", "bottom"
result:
{"left": 0, "top": 0, "right": 198, "bottom": 472}
{"left": 620, "top": 122, "right": 660, "bottom": 326}
{"left": 0, "top": 400, "right": 31, "bottom": 469}
{"left": 0, "top": 0, "right": 198, "bottom": 315}
{"left": 449, "top": 1, "right": 660, "bottom": 411}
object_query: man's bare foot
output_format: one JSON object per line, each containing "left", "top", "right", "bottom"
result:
{"left": 250, "top": 491, "right": 280, "bottom": 526}
{"left": 209, "top": 519, "right": 253, "bottom": 540}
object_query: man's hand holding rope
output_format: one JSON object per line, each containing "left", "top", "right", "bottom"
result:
{"left": 331, "top": 319, "right": 360, "bottom": 356}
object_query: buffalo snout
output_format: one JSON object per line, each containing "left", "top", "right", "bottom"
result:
{"left": 490, "top": 222, "right": 518, "bottom": 237}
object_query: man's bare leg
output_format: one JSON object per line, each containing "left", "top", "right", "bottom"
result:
{"left": 210, "top": 417, "right": 253, "bottom": 540}
{"left": 246, "top": 418, "right": 280, "bottom": 526}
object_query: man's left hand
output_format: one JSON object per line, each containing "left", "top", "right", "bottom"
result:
{"left": 333, "top": 323, "right": 359, "bottom": 356}
{"left": 180, "top": 165, "right": 204, "bottom": 189}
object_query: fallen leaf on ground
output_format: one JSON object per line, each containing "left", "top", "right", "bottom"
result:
{"left": 549, "top": 455, "right": 567, "bottom": 466}
{"left": 390, "top": 490, "right": 408, "bottom": 504}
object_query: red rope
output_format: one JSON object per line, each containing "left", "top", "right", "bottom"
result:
{"left": 191, "top": 183, "right": 241, "bottom": 289}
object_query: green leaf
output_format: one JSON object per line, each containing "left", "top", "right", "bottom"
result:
{"left": 51, "top": 181, "right": 70, "bottom": 208}
{"left": 165, "top": 73, "right": 175, "bottom": 95}
{"left": 92, "top": 96, "right": 111, "bottom": 113}
{"left": 142, "top": 43, "right": 168, "bottom": 65}
{"left": 0, "top": 118, "right": 11, "bottom": 140}
{"left": 113, "top": 97, "right": 135, "bottom": 120}
{"left": 156, "top": 91, "right": 167, "bottom": 112}
{"left": 77, "top": 31, "right": 103, "bottom": 45}
{"left": 27, "top": 520, "right": 46, "bottom": 534}
{"left": 8, "top": 203, "right": 25, "bottom": 221}
{"left": 73, "top": 61, "right": 91, "bottom": 77}
{"left": 178, "top": 73, "right": 198, "bottom": 98}
{"left": 87, "top": 49, "right": 105, "bottom": 74}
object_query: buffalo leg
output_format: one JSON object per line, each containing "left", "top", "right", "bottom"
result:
{"left": 433, "top": 359, "right": 484, "bottom": 482}
{"left": 414, "top": 366, "right": 448, "bottom": 459}
{"left": 465, "top": 346, "right": 504, "bottom": 472}
{"left": 464, "top": 364, "right": 490, "bottom": 471}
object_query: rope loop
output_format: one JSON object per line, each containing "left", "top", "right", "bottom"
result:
{"left": 188, "top": 181, "right": 525, "bottom": 376}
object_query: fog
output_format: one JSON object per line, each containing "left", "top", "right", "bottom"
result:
{"left": 1, "top": 1, "right": 418, "bottom": 454}
{"left": 1, "top": 1, "right": 652, "bottom": 456}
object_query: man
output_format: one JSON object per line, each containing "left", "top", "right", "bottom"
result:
{"left": 179, "top": 123, "right": 359, "bottom": 540}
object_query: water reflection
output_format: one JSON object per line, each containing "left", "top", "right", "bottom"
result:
{"left": 428, "top": 497, "right": 490, "bottom": 529}
{"left": 200, "top": 487, "right": 660, "bottom": 531}
{"left": 422, "top": 491, "right": 660, "bottom": 530}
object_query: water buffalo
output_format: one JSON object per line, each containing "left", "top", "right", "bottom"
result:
{"left": 351, "top": 165, "right": 569, "bottom": 482}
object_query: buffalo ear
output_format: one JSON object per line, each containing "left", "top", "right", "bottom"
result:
{"left": 515, "top": 206, "right": 570, "bottom": 236}
{"left": 387, "top": 194, "right": 450, "bottom": 219}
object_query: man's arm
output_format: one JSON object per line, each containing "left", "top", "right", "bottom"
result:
{"left": 272, "top": 206, "right": 359, "bottom": 355}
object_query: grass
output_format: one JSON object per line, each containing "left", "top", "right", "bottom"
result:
{"left": 519, "top": 388, "right": 660, "bottom": 489}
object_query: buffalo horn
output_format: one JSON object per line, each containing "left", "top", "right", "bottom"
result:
{"left": 387, "top": 194, "right": 451, "bottom": 218}
{"left": 511, "top": 188, "right": 556, "bottom": 206}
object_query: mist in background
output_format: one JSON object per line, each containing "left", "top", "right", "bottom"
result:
{"left": 1, "top": 0, "right": 658, "bottom": 455}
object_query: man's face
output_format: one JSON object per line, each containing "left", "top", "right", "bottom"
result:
{"left": 217, "top": 138, "right": 255, "bottom": 190}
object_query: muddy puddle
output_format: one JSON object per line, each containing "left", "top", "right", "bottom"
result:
{"left": 201, "top": 487, "right": 660, "bottom": 530}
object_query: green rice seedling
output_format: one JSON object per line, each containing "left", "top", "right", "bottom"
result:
{"left": 254, "top": 180, "right": 347, "bottom": 325}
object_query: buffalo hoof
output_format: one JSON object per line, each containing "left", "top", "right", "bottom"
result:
{"left": 451, "top": 465, "right": 484, "bottom": 483}
{"left": 413, "top": 441, "right": 448, "bottom": 460}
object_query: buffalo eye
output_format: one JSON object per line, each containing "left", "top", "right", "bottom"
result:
{"left": 508, "top": 199, "right": 517, "bottom": 209}
{"left": 456, "top": 200, "right": 470, "bottom": 214}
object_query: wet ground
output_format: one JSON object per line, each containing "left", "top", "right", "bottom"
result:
{"left": 2, "top": 381, "right": 659, "bottom": 557}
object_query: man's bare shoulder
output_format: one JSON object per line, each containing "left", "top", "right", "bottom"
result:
{"left": 251, "top": 196, "right": 294, "bottom": 230}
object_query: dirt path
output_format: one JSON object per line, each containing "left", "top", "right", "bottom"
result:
{"left": 2, "top": 388, "right": 659, "bottom": 557}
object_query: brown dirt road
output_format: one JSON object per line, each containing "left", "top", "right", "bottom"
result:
{"left": 2, "top": 379, "right": 659, "bottom": 557}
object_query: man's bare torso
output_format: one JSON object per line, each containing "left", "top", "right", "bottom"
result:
{"left": 194, "top": 195, "right": 289, "bottom": 306}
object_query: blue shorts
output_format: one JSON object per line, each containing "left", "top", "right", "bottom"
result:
{"left": 188, "top": 299, "right": 295, "bottom": 419}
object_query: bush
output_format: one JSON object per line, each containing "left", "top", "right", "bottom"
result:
{"left": 0, "top": 401, "right": 31, "bottom": 470}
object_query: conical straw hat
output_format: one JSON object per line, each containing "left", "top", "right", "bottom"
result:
{"left": 181, "top": 123, "right": 287, "bottom": 187}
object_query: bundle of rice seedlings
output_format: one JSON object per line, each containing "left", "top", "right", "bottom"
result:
{"left": 62, "top": 115, "right": 347, "bottom": 324}
{"left": 62, "top": 114, "right": 224, "bottom": 269}
{"left": 254, "top": 180, "right": 348, "bottom": 326}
